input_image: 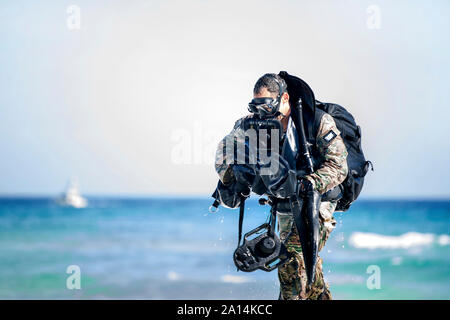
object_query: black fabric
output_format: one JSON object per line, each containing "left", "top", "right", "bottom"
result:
{"left": 212, "top": 180, "right": 247, "bottom": 209}
{"left": 278, "top": 71, "right": 316, "bottom": 115}
{"left": 278, "top": 71, "right": 324, "bottom": 174}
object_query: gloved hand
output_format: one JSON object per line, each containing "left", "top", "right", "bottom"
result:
{"left": 231, "top": 164, "right": 256, "bottom": 196}
{"left": 298, "top": 178, "right": 315, "bottom": 196}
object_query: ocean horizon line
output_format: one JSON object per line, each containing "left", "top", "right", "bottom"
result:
{"left": 0, "top": 193, "right": 449, "bottom": 203}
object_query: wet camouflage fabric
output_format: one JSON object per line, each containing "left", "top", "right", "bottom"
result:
{"left": 215, "top": 117, "right": 249, "bottom": 185}
{"left": 305, "top": 113, "right": 348, "bottom": 194}
{"left": 278, "top": 201, "right": 337, "bottom": 300}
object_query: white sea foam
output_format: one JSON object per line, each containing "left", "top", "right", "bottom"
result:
{"left": 220, "top": 275, "right": 250, "bottom": 284}
{"left": 390, "top": 256, "right": 403, "bottom": 265}
{"left": 167, "top": 271, "right": 180, "bottom": 281}
{"left": 438, "top": 235, "right": 450, "bottom": 246}
{"left": 348, "top": 232, "right": 449, "bottom": 249}
{"left": 326, "top": 274, "right": 364, "bottom": 285}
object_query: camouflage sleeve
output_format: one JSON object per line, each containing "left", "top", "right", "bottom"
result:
{"left": 214, "top": 117, "right": 246, "bottom": 185}
{"left": 305, "top": 113, "right": 348, "bottom": 194}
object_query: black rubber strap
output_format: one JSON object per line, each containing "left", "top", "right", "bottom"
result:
{"left": 269, "top": 200, "right": 277, "bottom": 237}
{"left": 211, "top": 199, "right": 220, "bottom": 209}
{"left": 237, "top": 196, "right": 245, "bottom": 248}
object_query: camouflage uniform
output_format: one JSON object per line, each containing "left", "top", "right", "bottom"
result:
{"left": 215, "top": 113, "right": 348, "bottom": 300}
{"left": 277, "top": 201, "right": 337, "bottom": 300}
{"left": 304, "top": 114, "right": 349, "bottom": 195}
{"left": 215, "top": 115, "right": 253, "bottom": 186}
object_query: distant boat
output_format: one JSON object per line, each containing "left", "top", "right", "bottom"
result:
{"left": 57, "top": 179, "right": 88, "bottom": 208}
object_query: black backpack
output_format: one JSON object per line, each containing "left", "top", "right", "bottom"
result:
{"left": 278, "top": 71, "right": 372, "bottom": 212}
{"left": 315, "top": 101, "right": 373, "bottom": 211}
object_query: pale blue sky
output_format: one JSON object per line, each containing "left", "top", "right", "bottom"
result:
{"left": 0, "top": 0, "right": 449, "bottom": 198}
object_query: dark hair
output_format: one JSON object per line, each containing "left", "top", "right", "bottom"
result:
{"left": 253, "top": 73, "right": 287, "bottom": 96}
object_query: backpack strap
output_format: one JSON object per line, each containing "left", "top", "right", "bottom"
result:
{"left": 209, "top": 189, "right": 220, "bottom": 213}
{"left": 303, "top": 106, "right": 325, "bottom": 145}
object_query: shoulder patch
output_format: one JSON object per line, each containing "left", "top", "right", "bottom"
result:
{"left": 322, "top": 130, "right": 337, "bottom": 143}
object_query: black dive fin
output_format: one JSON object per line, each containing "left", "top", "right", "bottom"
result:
{"left": 291, "top": 190, "right": 321, "bottom": 285}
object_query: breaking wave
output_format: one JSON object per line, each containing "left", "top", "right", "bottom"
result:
{"left": 348, "top": 232, "right": 450, "bottom": 249}
{"left": 220, "top": 275, "right": 251, "bottom": 284}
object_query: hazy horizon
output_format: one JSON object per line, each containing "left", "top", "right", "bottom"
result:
{"left": 0, "top": 192, "right": 448, "bottom": 201}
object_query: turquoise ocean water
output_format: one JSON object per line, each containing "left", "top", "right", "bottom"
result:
{"left": 0, "top": 197, "right": 448, "bottom": 299}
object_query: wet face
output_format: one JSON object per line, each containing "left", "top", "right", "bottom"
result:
{"left": 253, "top": 87, "right": 291, "bottom": 117}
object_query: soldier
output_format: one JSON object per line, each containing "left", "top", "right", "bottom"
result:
{"left": 215, "top": 73, "right": 348, "bottom": 300}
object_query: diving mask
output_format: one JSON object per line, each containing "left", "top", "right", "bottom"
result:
{"left": 248, "top": 77, "right": 287, "bottom": 119}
